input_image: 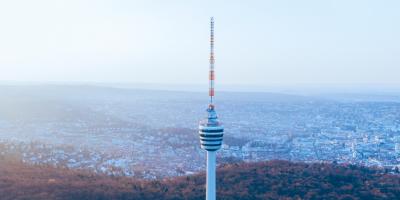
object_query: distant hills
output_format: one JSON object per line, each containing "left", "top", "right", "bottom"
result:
{"left": 1, "top": 157, "right": 399, "bottom": 200}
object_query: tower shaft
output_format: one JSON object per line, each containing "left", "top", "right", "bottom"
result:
{"left": 206, "top": 151, "right": 216, "bottom": 200}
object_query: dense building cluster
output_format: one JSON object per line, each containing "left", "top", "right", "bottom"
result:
{"left": 0, "top": 85, "right": 399, "bottom": 178}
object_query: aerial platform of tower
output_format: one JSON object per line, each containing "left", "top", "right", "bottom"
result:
{"left": 199, "top": 17, "right": 224, "bottom": 151}
{"left": 198, "top": 17, "right": 223, "bottom": 200}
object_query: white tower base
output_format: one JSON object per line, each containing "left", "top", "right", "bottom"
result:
{"left": 206, "top": 151, "right": 216, "bottom": 200}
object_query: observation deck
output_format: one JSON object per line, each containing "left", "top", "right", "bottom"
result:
{"left": 199, "top": 105, "right": 224, "bottom": 151}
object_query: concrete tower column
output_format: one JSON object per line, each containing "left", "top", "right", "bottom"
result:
{"left": 206, "top": 151, "right": 216, "bottom": 200}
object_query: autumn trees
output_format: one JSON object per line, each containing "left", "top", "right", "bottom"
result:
{"left": 0, "top": 158, "right": 399, "bottom": 200}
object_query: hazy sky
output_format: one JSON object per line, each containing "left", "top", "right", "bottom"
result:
{"left": 0, "top": 0, "right": 399, "bottom": 88}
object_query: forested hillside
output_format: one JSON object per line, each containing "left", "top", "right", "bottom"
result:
{"left": 0, "top": 157, "right": 399, "bottom": 200}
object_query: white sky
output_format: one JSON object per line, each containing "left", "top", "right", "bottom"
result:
{"left": 0, "top": 0, "right": 399, "bottom": 88}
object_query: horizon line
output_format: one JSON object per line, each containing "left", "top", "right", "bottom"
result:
{"left": 1, "top": 80, "right": 400, "bottom": 95}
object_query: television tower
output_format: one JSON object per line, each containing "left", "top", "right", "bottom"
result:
{"left": 199, "top": 17, "right": 224, "bottom": 200}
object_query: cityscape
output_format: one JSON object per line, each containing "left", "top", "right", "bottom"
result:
{"left": 0, "top": 85, "right": 399, "bottom": 179}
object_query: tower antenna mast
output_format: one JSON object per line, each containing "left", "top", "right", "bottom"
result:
{"left": 209, "top": 17, "right": 215, "bottom": 105}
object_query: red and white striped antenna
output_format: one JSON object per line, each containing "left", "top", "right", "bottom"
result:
{"left": 209, "top": 17, "right": 215, "bottom": 107}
